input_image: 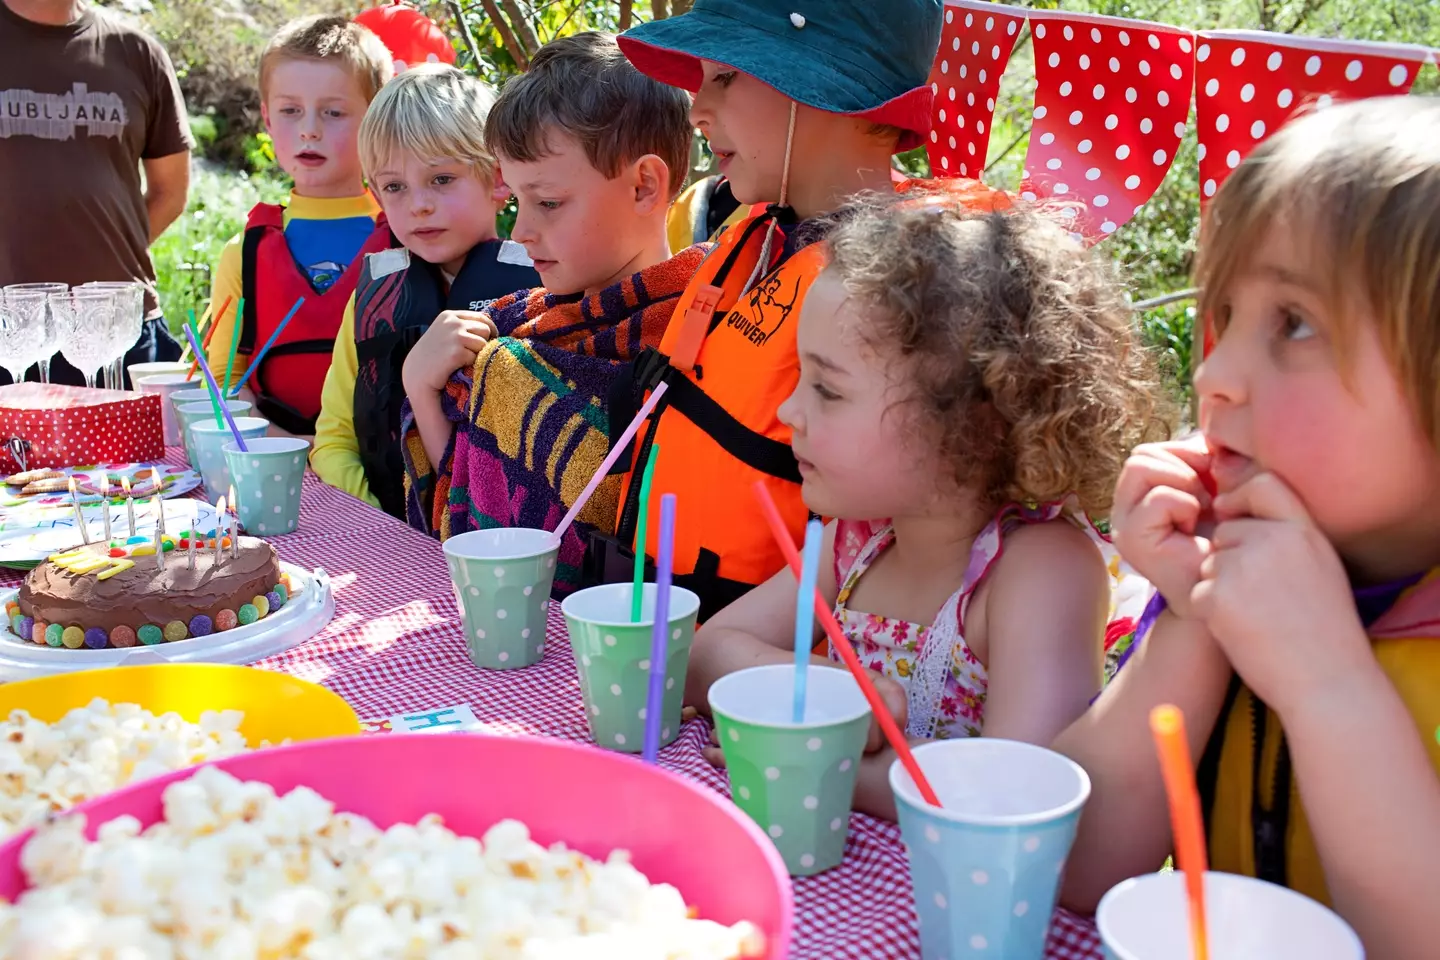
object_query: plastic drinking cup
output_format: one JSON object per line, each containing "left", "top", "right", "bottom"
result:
{"left": 134, "top": 372, "right": 197, "bottom": 445}
{"left": 224, "top": 437, "right": 309, "bottom": 536}
{"left": 561, "top": 582, "right": 701, "bottom": 754}
{"left": 191, "top": 417, "right": 269, "bottom": 499}
{"left": 443, "top": 528, "right": 559, "bottom": 670}
{"left": 890, "top": 739, "right": 1092, "bottom": 960}
{"left": 708, "top": 664, "right": 871, "bottom": 876}
{"left": 1097, "top": 871, "right": 1364, "bottom": 960}
{"left": 176, "top": 399, "right": 250, "bottom": 469}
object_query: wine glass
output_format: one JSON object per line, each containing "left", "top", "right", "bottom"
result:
{"left": 3, "top": 283, "right": 66, "bottom": 383}
{"left": 0, "top": 295, "right": 48, "bottom": 384}
{"left": 50, "top": 289, "right": 116, "bottom": 389}
{"left": 80, "top": 281, "right": 144, "bottom": 388}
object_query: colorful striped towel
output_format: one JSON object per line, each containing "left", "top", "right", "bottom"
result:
{"left": 402, "top": 245, "right": 708, "bottom": 595}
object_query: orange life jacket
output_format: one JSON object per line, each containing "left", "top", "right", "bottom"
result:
{"left": 609, "top": 178, "right": 1011, "bottom": 619}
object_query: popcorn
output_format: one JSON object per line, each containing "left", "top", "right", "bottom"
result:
{"left": 0, "top": 700, "right": 250, "bottom": 841}
{"left": 0, "top": 766, "right": 766, "bottom": 959}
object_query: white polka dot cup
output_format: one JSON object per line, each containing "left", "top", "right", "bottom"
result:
{"left": 560, "top": 582, "right": 701, "bottom": 755}
{"left": 890, "top": 739, "right": 1091, "bottom": 960}
{"left": 707, "top": 664, "right": 871, "bottom": 877}
{"left": 133, "top": 372, "right": 196, "bottom": 445}
{"left": 176, "top": 398, "right": 251, "bottom": 470}
{"left": 191, "top": 417, "right": 270, "bottom": 499}
{"left": 224, "top": 436, "right": 309, "bottom": 535}
{"left": 443, "top": 528, "right": 559, "bottom": 670}
{"left": 1097, "top": 871, "right": 1362, "bottom": 960}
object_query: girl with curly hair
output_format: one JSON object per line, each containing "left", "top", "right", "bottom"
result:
{"left": 686, "top": 187, "right": 1172, "bottom": 820}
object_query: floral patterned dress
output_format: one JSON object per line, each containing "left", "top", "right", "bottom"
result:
{"left": 830, "top": 500, "right": 1147, "bottom": 740}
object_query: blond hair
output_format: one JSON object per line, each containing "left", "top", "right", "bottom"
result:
{"left": 485, "top": 32, "right": 692, "bottom": 199}
{"left": 259, "top": 14, "right": 394, "bottom": 103}
{"left": 1197, "top": 96, "right": 1440, "bottom": 445}
{"left": 823, "top": 190, "right": 1171, "bottom": 516}
{"left": 359, "top": 63, "right": 499, "bottom": 184}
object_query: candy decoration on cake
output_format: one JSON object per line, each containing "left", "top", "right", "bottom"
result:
{"left": 354, "top": 1, "right": 455, "bottom": 73}
{"left": 1022, "top": 10, "right": 1196, "bottom": 244}
{"left": 924, "top": 1, "right": 1026, "bottom": 179}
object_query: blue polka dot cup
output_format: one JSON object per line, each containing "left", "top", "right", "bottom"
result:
{"left": 224, "top": 437, "right": 309, "bottom": 536}
{"left": 708, "top": 664, "right": 871, "bottom": 876}
{"left": 191, "top": 417, "right": 270, "bottom": 500}
{"left": 561, "top": 583, "right": 701, "bottom": 754}
{"left": 890, "top": 739, "right": 1092, "bottom": 960}
{"left": 1097, "top": 871, "right": 1363, "bottom": 960}
{"left": 443, "top": 528, "right": 559, "bottom": 670}
{"left": 176, "top": 398, "right": 251, "bottom": 469}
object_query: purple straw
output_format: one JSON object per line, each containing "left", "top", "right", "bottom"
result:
{"left": 642, "top": 493, "right": 677, "bottom": 763}
{"left": 182, "top": 323, "right": 248, "bottom": 453}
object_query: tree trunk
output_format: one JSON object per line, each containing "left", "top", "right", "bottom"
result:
{"left": 445, "top": 0, "right": 484, "bottom": 69}
{"left": 619, "top": 0, "right": 633, "bottom": 31}
{"left": 672, "top": 0, "right": 694, "bottom": 13}
{"left": 652, "top": 0, "right": 669, "bottom": 20}
{"left": 477, "top": 0, "right": 530, "bottom": 70}
{"left": 498, "top": 0, "right": 542, "bottom": 58}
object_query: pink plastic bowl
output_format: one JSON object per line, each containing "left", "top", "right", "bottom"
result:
{"left": 0, "top": 733, "right": 793, "bottom": 958}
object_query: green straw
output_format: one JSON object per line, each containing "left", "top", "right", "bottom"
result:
{"left": 630, "top": 443, "right": 660, "bottom": 622}
{"left": 222, "top": 296, "right": 244, "bottom": 401}
{"left": 190, "top": 311, "right": 222, "bottom": 428}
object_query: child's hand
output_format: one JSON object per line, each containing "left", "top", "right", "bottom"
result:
{"left": 1190, "top": 472, "right": 1370, "bottom": 720}
{"left": 866, "top": 673, "right": 908, "bottom": 753}
{"left": 402, "top": 310, "right": 498, "bottom": 394}
{"left": 1110, "top": 434, "right": 1215, "bottom": 617}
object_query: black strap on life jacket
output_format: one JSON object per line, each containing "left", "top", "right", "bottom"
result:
{"left": 248, "top": 339, "right": 335, "bottom": 435}
{"left": 238, "top": 224, "right": 267, "bottom": 355}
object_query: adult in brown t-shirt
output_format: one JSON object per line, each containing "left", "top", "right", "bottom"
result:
{"left": 0, "top": 0, "right": 192, "bottom": 386}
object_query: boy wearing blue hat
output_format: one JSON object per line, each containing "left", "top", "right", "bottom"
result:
{"left": 594, "top": 0, "right": 1008, "bottom": 619}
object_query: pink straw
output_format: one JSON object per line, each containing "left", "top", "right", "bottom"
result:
{"left": 549, "top": 381, "right": 668, "bottom": 545}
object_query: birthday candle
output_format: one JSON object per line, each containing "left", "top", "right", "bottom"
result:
{"left": 213, "top": 497, "right": 225, "bottom": 564}
{"left": 153, "top": 526, "right": 164, "bottom": 571}
{"left": 121, "top": 477, "right": 136, "bottom": 537}
{"left": 152, "top": 494, "right": 165, "bottom": 536}
{"left": 99, "top": 476, "right": 112, "bottom": 543}
{"left": 68, "top": 478, "right": 90, "bottom": 545}
{"left": 228, "top": 484, "right": 239, "bottom": 557}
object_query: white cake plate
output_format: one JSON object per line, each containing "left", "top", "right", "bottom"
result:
{"left": 0, "top": 562, "right": 334, "bottom": 682}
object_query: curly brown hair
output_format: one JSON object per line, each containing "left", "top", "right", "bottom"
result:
{"left": 823, "top": 190, "right": 1173, "bottom": 516}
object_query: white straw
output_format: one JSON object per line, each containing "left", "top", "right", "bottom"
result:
{"left": 549, "top": 382, "right": 668, "bottom": 546}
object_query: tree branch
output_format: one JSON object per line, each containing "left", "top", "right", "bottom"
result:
{"left": 619, "top": 0, "right": 633, "bottom": 31}
{"left": 672, "top": 0, "right": 694, "bottom": 12}
{"left": 1283, "top": 0, "right": 1327, "bottom": 34}
{"left": 499, "top": 0, "right": 542, "bottom": 57}
{"left": 478, "top": 0, "right": 530, "bottom": 70}
{"left": 446, "top": 0, "right": 484, "bottom": 70}
{"left": 651, "top": 0, "right": 668, "bottom": 20}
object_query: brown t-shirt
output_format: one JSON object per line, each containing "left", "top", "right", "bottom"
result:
{"left": 0, "top": 2, "right": 193, "bottom": 316}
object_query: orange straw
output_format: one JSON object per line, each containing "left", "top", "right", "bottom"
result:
{"left": 186, "top": 295, "right": 233, "bottom": 381}
{"left": 1149, "top": 704, "right": 1210, "bottom": 960}
{"left": 753, "top": 481, "right": 943, "bottom": 807}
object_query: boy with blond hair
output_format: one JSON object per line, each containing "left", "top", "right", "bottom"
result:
{"left": 311, "top": 64, "right": 539, "bottom": 516}
{"left": 399, "top": 31, "right": 701, "bottom": 596}
{"left": 207, "top": 15, "right": 394, "bottom": 437}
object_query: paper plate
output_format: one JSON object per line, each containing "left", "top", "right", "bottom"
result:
{"left": 0, "top": 493, "right": 217, "bottom": 567}
{"left": 0, "top": 735, "right": 794, "bottom": 958}
{"left": 0, "top": 561, "right": 334, "bottom": 681}
{"left": 0, "top": 663, "right": 360, "bottom": 746}
{"left": 0, "top": 462, "right": 201, "bottom": 512}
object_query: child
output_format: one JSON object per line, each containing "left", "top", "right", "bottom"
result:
{"left": 1054, "top": 97, "right": 1440, "bottom": 960}
{"left": 690, "top": 190, "right": 1169, "bottom": 820}
{"left": 207, "top": 15, "right": 394, "bottom": 437}
{"left": 310, "top": 64, "right": 540, "bottom": 517}
{"left": 596, "top": 0, "right": 1011, "bottom": 621}
{"left": 399, "top": 32, "right": 700, "bottom": 595}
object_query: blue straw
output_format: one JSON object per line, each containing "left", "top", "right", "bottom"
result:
{"left": 793, "top": 519, "right": 824, "bottom": 722}
{"left": 642, "top": 493, "right": 677, "bottom": 763}
{"left": 230, "top": 296, "right": 304, "bottom": 397}
{"left": 182, "top": 324, "right": 248, "bottom": 452}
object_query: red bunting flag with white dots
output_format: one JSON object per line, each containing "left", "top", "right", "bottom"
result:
{"left": 1194, "top": 31, "right": 1432, "bottom": 203}
{"left": 1022, "top": 11, "right": 1196, "bottom": 244}
{"left": 926, "top": 1, "right": 1027, "bottom": 180}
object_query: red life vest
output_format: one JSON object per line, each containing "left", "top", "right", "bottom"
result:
{"left": 238, "top": 202, "right": 393, "bottom": 434}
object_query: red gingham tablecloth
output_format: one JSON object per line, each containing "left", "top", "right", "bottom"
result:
{"left": 0, "top": 450, "right": 1104, "bottom": 960}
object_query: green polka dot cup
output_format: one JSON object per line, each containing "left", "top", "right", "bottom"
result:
{"left": 443, "top": 528, "right": 559, "bottom": 670}
{"left": 224, "top": 437, "right": 309, "bottom": 535}
{"left": 176, "top": 399, "right": 251, "bottom": 470}
{"left": 561, "top": 583, "right": 701, "bottom": 755}
{"left": 708, "top": 664, "right": 871, "bottom": 877}
{"left": 191, "top": 417, "right": 269, "bottom": 500}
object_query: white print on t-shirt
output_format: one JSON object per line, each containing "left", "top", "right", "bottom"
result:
{"left": 0, "top": 84, "right": 128, "bottom": 140}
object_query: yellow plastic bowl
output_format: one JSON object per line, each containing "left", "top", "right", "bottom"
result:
{"left": 0, "top": 664, "right": 360, "bottom": 745}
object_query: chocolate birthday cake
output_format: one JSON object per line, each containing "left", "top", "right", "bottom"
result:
{"left": 9, "top": 535, "right": 292, "bottom": 650}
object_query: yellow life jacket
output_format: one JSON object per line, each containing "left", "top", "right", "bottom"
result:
{"left": 1203, "top": 571, "right": 1440, "bottom": 904}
